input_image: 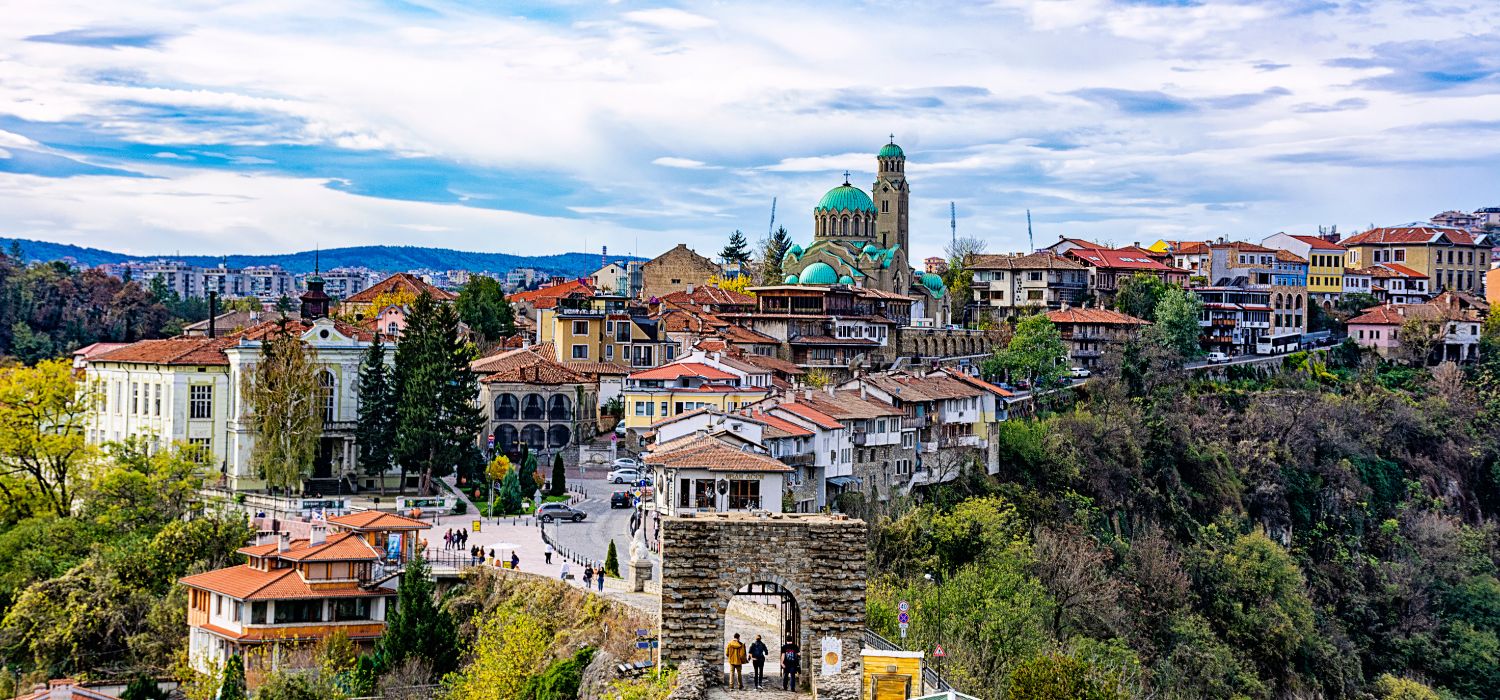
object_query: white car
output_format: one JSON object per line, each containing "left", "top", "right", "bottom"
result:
{"left": 1069, "top": 367, "right": 1091, "bottom": 379}
{"left": 1206, "top": 351, "right": 1230, "bottom": 364}
{"left": 608, "top": 467, "right": 641, "bottom": 484}
{"left": 613, "top": 457, "right": 641, "bottom": 469}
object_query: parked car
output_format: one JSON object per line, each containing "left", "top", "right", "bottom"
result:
{"left": 610, "top": 491, "right": 634, "bottom": 509}
{"left": 1070, "top": 367, "right": 1091, "bottom": 379}
{"left": 613, "top": 457, "right": 641, "bottom": 469}
{"left": 608, "top": 467, "right": 641, "bottom": 484}
{"left": 535, "top": 502, "right": 587, "bottom": 523}
{"left": 1206, "top": 351, "right": 1230, "bottom": 364}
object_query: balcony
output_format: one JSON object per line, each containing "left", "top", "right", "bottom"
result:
{"left": 851, "top": 431, "right": 867, "bottom": 446}
{"left": 1209, "top": 319, "right": 1238, "bottom": 327}
{"left": 778, "top": 453, "right": 815, "bottom": 467}
{"left": 901, "top": 415, "right": 930, "bottom": 430}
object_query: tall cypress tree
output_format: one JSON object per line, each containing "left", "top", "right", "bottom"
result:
{"left": 393, "top": 294, "right": 485, "bottom": 495}
{"left": 218, "top": 653, "right": 247, "bottom": 700}
{"left": 372, "top": 556, "right": 458, "bottom": 679}
{"left": 721, "top": 230, "right": 752, "bottom": 265}
{"left": 549, "top": 452, "right": 567, "bottom": 497}
{"left": 355, "top": 335, "right": 395, "bottom": 493}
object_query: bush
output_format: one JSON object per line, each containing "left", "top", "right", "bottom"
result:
{"left": 453, "top": 501, "right": 468, "bottom": 515}
{"left": 523, "top": 646, "right": 595, "bottom": 700}
{"left": 605, "top": 540, "right": 620, "bottom": 578}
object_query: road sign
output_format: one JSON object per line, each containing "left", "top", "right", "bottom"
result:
{"left": 898, "top": 611, "right": 909, "bottom": 624}
{"left": 899, "top": 623, "right": 908, "bottom": 639}
{"left": 636, "top": 629, "right": 649, "bottom": 637}
{"left": 933, "top": 645, "right": 946, "bottom": 658}
{"left": 636, "top": 641, "right": 650, "bottom": 649}
{"left": 898, "top": 600, "right": 909, "bottom": 614}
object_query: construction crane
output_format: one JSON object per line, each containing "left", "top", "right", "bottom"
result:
{"left": 768, "top": 197, "right": 777, "bottom": 237}
{"left": 1027, "top": 209, "right": 1034, "bottom": 252}
{"left": 950, "top": 202, "right": 956, "bottom": 249}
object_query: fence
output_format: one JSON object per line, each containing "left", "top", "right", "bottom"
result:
{"left": 863, "top": 628, "right": 952, "bottom": 693}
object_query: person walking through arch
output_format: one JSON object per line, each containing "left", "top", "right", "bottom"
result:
{"left": 725, "top": 633, "right": 747, "bottom": 690}
{"left": 748, "top": 634, "right": 768, "bottom": 689}
{"left": 781, "top": 641, "right": 800, "bottom": 691}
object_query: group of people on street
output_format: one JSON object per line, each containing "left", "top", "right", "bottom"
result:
{"left": 443, "top": 527, "right": 469, "bottom": 550}
{"left": 725, "top": 633, "right": 799, "bottom": 691}
{"left": 557, "top": 560, "right": 607, "bottom": 592}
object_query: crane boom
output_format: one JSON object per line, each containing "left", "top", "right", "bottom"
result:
{"left": 768, "top": 197, "right": 777, "bottom": 237}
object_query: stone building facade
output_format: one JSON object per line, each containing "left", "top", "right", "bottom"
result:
{"left": 659, "top": 513, "right": 867, "bottom": 687}
{"left": 642, "top": 244, "right": 720, "bottom": 301}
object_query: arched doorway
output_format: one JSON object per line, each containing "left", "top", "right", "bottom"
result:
{"left": 722, "top": 580, "right": 803, "bottom": 690}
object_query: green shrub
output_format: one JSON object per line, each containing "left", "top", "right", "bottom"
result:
{"left": 605, "top": 540, "right": 620, "bottom": 578}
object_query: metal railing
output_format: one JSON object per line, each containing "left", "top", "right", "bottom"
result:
{"left": 862, "top": 628, "right": 952, "bottom": 692}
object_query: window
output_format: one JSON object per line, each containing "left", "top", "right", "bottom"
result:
{"left": 1395, "top": 249, "right": 1406, "bottom": 262}
{"left": 694, "top": 478, "right": 716, "bottom": 509}
{"left": 494, "top": 393, "right": 519, "bottom": 420}
{"left": 131, "top": 382, "right": 139, "bottom": 414}
{"left": 881, "top": 200, "right": 889, "bottom": 213}
{"left": 231, "top": 601, "right": 241, "bottom": 622}
{"left": 188, "top": 438, "right": 211, "bottom": 463}
{"left": 678, "top": 479, "right": 692, "bottom": 508}
{"left": 250, "top": 601, "right": 267, "bottom": 624}
{"left": 215, "top": 595, "right": 222, "bottom": 616}
{"left": 660, "top": 401, "right": 668, "bottom": 417}
{"left": 665, "top": 345, "right": 676, "bottom": 360}
{"left": 1026, "top": 290, "right": 1043, "bottom": 301}
{"left": 634, "top": 401, "right": 651, "bottom": 417}
{"left": 189, "top": 385, "right": 212, "bottom": 419}
{"left": 605, "top": 345, "right": 614, "bottom": 360}
{"left": 1027, "top": 271, "right": 1042, "bottom": 281}
{"left": 317, "top": 370, "right": 336, "bottom": 422}
{"left": 387, "top": 322, "right": 399, "bottom": 335}
{"left": 571, "top": 344, "right": 589, "bottom": 360}
{"left": 572, "top": 320, "right": 589, "bottom": 335}
{"left": 728, "top": 479, "right": 761, "bottom": 510}
{"left": 273, "top": 599, "right": 324, "bottom": 624}
{"left": 333, "top": 598, "right": 372, "bottom": 621}
{"left": 153, "top": 384, "right": 161, "bottom": 416}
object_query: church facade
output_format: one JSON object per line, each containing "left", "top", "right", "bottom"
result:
{"left": 781, "top": 140, "right": 948, "bottom": 325}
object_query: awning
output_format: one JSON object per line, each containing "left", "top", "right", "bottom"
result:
{"left": 826, "top": 476, "right": 859, "bottom": 488}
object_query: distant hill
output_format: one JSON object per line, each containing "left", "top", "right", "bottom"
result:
{"left": 0, "top": 238, "right": 644, "bottom": 278}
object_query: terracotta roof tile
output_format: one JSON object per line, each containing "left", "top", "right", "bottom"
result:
{"left": 628, "top": 362, "right": 737, "bottom": 381}
{"left": 345, "top": 273, "right": 457, "bottom": 304}
{"left": 660, "top": 287, "right": 755, "bottom": 307}
{"left": 1046, "top": 308, "right": 1151, "bottom": 326}
{"left": 92, "top": 336, "right": 236, "bottom": 366}
{"left": 1284, "top": 235, "right": 1347, "bottom": 251}
{"left": 1343, "top": 225, "right": 1481, "bottom": 246}
{"left": 1274, "top": 249, "right": 1308, "bottom": 263}
{"left": 734, "top": 353, "right": 804, "bottom": 375}
{"left": 643, "top": 440, "right": 791, "bottom": 472}
{"left": 327, "top": 510, "right": 431, "bottom": 531}
{"left": 968, "top": 252, "right": 1083, "bottom": 271}
{"left": 773, "top": 402, "right": 844, "bottom": 430}
{"left": 510, "top": 279, "right": 593, "bottom": 307}
{"left": 278, "top": 532, "right": 381, "bottom": 562}
{"left": 745, "top": 410, "right": 815, "bottom": 437}
{"left": 472, "top": 344, "right": 590, "bottom": 384}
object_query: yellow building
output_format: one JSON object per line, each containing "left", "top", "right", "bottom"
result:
{"left": 535, "top": 294, "right": 678, "bottom": 370}
{"left": 1261, "top": 233, "right": 1346, "bottom": 303}
{"left": 1341, "top": 225, "right": 1489, "bottom": 297}
{"left": 622, "top": 362, "right": 769, "bottom": 429}
{"left": 863, "top": 648, "right": 925, "bottom": 699}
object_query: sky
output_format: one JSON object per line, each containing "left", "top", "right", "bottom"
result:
{"left": 2, "top": 0, "right": 1499, "bottom": 263}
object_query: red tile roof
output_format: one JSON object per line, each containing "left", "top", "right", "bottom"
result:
{"left": 278, "top": 532, "right": 381, "bottom": 562}
{"left": 628, "top": 362, "right": 738, "bottom": 381}
{"left": 1274, "top": 249, "right": 1307, "bottom": 264}
{"left": 968, "top": 252, "right": 1083, "bottom": 270}
{"left": 91, "top": 336, "right": 237, "bottom": 366}
{"left": 1285, "top": 235, "right": 1346, "bottom": 251}
{"left": 1046, "top": 308, "right": 1150, "bottom": 326}
{"left": 941, "top": 369, "right": 1015, "bottom": 398}
{"left": 328, "top": 510, "right": 431, "bottom": 531}
{"left": 1164, "top": 241, "right": 1210, "bottom": 255}
{"left": 660, "top": 286, "right": 755, "bottom": 308}
{"left": 510, "top": 279, "right": 593, "bottom": 307}
{"left": 1067, "top": 248, "right": 1181, "bottom": 272}
{"left": 345, "top": 272, "right": 456, "bottom": 304}
{"left": 1343, "top": 225, "right": 1480, "bottom": 246}
{"left": 472, "top": 344, "right": 590, "bottom": 385}
{"left": 179, "top": 564, "right": 380, "bottom": 601}
{"left": 774, "top": 401, "right": 844, "bottom": 430}
{"left": 642, "top": 440, "right": 791, "bottom": 472}
{"left": 745, "top": 410, "right": 815, "bottom": 437}
{"left": 1376, "top": 263, "right": 1427, "bottom": 278}
{"left": 1211, "top": 241, "right": 1275, "bottom": 253}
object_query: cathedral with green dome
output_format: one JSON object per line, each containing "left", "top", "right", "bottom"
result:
{"left": 781, "top": 138, "right": 948, "bottom": 323}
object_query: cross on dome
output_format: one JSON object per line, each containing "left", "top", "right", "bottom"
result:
{"left": 843, "top": 170, "right": 851, "bottom": 184}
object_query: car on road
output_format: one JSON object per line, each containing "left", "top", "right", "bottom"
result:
{"left": 608, "top": 467, "right": 641, "bottom": 484}
{"left": 612, "top": 457, "right": 641, "bottom": 469}
{"left": 610, "top": 491, "right": 634, "bottom": 509}
{"left": 1206, "top": 351, "right": 1230, "bottom": 364}
{"left": 535, "top": 502, "right": 587, "bottom": 523}
{"left": 1069, "top": 367, "right": 1091, "bottom": 379}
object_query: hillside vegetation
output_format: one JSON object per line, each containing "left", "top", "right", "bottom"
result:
{"left": 863, "top": 341, "right": 1500, "bottom": 699}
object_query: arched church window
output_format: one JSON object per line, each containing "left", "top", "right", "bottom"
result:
{"left": 841, "top": 216, "right": 849, "bottom": 236}
{"left": 882, "top": 200, "right": 889, "bottom": 213}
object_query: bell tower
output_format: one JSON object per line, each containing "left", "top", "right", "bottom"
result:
{"left": 872, "top": 135, "right": 908, "bottom": 252}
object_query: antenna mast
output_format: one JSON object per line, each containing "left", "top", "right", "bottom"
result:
{"left": 950, "top": 202, "right": 956, "bottom": 248}
{"left": 1027, "top": 209, "right": 1034, "bottom": 252}
{"left": 768, "top": 197, "right": 777, "bottom": 237}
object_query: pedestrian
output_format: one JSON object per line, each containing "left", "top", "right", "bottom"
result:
{"left": 781, "top": 642, "right": 800, "bottom": 691}
{"left": 510, "top": 551, "right": 520, "bottom": 570}
{"left": 560, "top": 561, "right": 570, "bottom": 580}
{"left": 748, "top": 634, "right": 768, "bottom": 689}
{"left": 443, "top": 529, "right": 452, "bottom": 550}
{"left": 544, "top": 542, "right": 553, "bottom": 565}
{"left": 725, "top": 633, "right": 747, "bottom": 690}
{"left": 583, "top": 563, "right": 594, "bottom": 589}
{"left": 488, "top": 548, "right": 495, "bottom": 566}
{"left": 597, "top": 561, "right": 605, "bottom": 591}
{"left": 461, "top": 528, "right": 468, "bottom": 547}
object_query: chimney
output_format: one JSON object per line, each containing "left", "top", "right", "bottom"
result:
{"left": 804, "top": 388, "right": 813, "bottom": 400}
{"left": 1132, "top": 241, "right": 1141, "bottom": 249}
{"left": 687, "top": 283, "right": 695, "bottom": 294}
{"left": 278, "top": 532, "right": 291, "bottom": 553}
{"left": 207, "top": 291, "right": 218, "bottom": 338}
{"left": 826, "top": 384, "right": 835, "bottom": 397}
{"left": 859, "top": 383, "right": 868, "bottom": 400}
{"left": 256, "top": 530, "right": 278, "bottom": 547}
{"left": 310, "top": 524, "right": 327, "bottom": 547}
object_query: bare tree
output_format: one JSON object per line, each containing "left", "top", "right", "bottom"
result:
{"left": 1034, "top": 525, "right": 1121, "bottom": 638}
{"left": 242, "top": 326, "right": 323, "bottom": 493}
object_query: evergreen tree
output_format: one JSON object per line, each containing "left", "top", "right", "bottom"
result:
{"left": 355, "top": 335, "right": 395, "bottom": 493}
{"left": 549, "top": 452, "right": 567, "bottom": 497}
{"left": 373, "top": 556, "right": 458, "bottom": 678}
{"left": 455, "top": 275, "right": 515, "bottom": 343}
{"left": 393, "top": 294, "right": 485, "bottom": 495}
{"left": 1148, "top": 287, "right": 1205, "bottom": 361}
{"left": 760, "top": 226, "right": 793, "bottom": 283}
{"left": 121, "top": 673, "right": 169, "bottom": 700}
{"left": 1113, "top": 272, "right": 1170, "bottom": 322}
{"left": 219, "top": 652, "right": 248, "bottom": 700}
{"left": 605, "top": 540, "right": 619, "bottom": 577}
{"left": 498, "top": 465, "right": 523, "bottom": 514}
{"left": 721, "top": 230, "right": 752, "bottom": 265}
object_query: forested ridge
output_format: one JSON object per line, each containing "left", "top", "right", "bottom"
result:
{"left": 863, "top": 338, "right": 1500, "bottom": 699}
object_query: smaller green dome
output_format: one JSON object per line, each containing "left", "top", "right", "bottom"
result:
{"left": 861, "top": 243, "right": 877, "bottom": 255}
{"left": 783, "top": 274, "right": 799, "bottom": 284}
{"left": 800, "top": 261, "right": 838, "bottom": 285}
{"left": 838, "top": 275, "right": 854, "bottom": 285}
{"left": 815, "top": 184, "right": 876, "bottom": 213}
{"left": 921, "top": 272, "right": 947, "bottom": 298}
{"left": 879, "top": 142, "right": 904, "bottom": 158}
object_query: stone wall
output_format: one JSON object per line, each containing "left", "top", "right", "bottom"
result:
{"left": 659, "top": 513, "right": 868, "bottom": 680}
{"left": 642, "top": 244, "right": 720, "bottom": 300}
{"left": 897, "top": 327, "right": 1005, "bottom": 361}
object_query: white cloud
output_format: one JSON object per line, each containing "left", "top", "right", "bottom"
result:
{"left": 651, "top": 156, "right": 717, "bottom": 169}
{"left": 622, "top": 8, "right": 718, "bottom": 30}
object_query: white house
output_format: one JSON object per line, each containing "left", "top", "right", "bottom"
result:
{"left": 645, "top": 440, "right": 791, "bottom": 516}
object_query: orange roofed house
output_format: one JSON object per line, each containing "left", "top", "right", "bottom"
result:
{"left": 179, "top": 511, "right": 429, "bottom": 683}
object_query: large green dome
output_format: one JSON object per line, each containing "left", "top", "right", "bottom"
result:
{"left": 921, "top": 272, "right": 947, "bottom": 298}
{"left": 815, "top": 184, "right": 876, "bottom": 213}
{"left": 800, "top": 261, "right": 839, "bottom": 285}
{"left": 879, "top": 142, "right": 904, "bottom": 158}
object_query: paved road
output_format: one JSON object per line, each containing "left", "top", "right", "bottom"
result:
{"left": 553, "top": 473, "right": 641, "bottom": 568}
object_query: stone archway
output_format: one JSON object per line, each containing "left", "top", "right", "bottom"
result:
{"left": 660, "top": 514, "right": 867, "bottom": 683}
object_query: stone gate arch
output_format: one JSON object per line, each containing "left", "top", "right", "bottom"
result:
{"left": 659, "top": 513, "right": 867, "bottom": 682}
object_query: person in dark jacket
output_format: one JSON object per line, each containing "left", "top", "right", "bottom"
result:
{"left": 781, "top": 641, "right": 800, "bottom": 691}
{"left": 748, "top": 635, "right": 769, "bottom": 689}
